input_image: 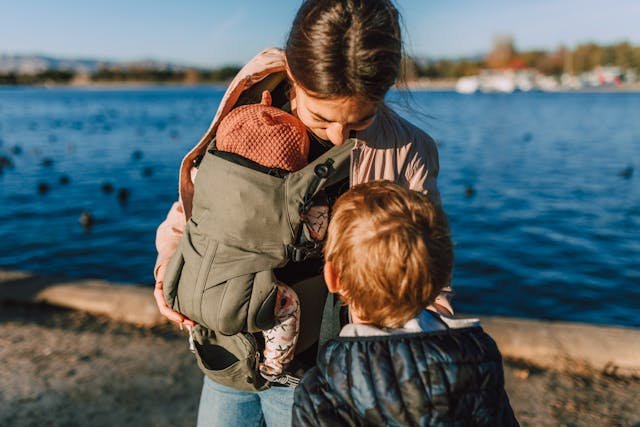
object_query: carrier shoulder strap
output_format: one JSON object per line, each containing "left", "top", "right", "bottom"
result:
{"left": 283, "top": 139, "right": 353, "bottom": 262}
{"left": 285, "top": 138, "right": 354, "bottom": 218}
{"left": 318, "top": 292, "right": 349, "bottom": 352}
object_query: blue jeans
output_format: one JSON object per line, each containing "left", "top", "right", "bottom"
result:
{"left": 196, "top": 376, "right": 295, "bottom": 427}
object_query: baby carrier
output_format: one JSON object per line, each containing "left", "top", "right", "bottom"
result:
{"left": 162, "top": 134, "right": 353, "bottom": 391}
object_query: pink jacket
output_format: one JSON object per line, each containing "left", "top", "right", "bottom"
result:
{"left": 155, "top": 48, "right": 451, "bottom": 312}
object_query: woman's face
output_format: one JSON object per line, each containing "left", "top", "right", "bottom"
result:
{"left": 290, "top": 82, "right": 378, "bottom": 146}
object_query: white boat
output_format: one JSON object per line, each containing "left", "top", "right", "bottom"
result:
{"left": 535, "top": 75, "right": 559, "bottom": 92}
{"left": 479, "top": 70, "right": 516, "bottom": 93}
{"left": 515, "top": 71, "right": 535, "bottom": 92}
{"left": 455, "top": 76, "right": 479, "bottom": 94}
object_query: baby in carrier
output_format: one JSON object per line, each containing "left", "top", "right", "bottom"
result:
{"left": 214, "top": 91, "right": 328, "bottom": 381}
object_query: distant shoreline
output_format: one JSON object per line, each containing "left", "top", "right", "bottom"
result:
{"left": 402, "top": 78, "right": 640, "bottom": 93}
{"left": 0, "top": 80, "right": 231, "bottom": 89}
{"left": 2, "top": 78, "right": 640, "bottom": 93}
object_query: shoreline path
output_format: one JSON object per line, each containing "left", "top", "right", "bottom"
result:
{"left": 0, "top": 271, "right": 639, "bottom": 426}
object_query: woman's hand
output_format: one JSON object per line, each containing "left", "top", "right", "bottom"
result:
{"left": 154, "top": 280, "right": 195, "bottom": 327}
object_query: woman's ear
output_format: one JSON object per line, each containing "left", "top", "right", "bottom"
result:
{"left": 323, "top": 261, "right": 340, "bottom": 294}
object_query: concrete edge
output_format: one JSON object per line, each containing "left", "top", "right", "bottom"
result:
{"left": 1, "top": 269, "right": 639, "bottom": 375}
{"left": 0, "top": 269, "right": 165, "bottom": 328}
{"left": 479, "top": 316, "right": 640, "bottom": 377}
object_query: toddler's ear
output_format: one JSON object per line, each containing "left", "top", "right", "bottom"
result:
{"left": 260, "top": 90, "right": 272, "bottom": 107}
{"left": 324, "top": 261, "right": 340, "bottom": 294}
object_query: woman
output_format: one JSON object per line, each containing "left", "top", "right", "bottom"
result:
{"left": 154, "top": 1, "right": 452, "bottom": 425}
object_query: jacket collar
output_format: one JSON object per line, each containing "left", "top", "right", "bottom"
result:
{"left": 339, "top": 309, "right": 480, "bottom": 337}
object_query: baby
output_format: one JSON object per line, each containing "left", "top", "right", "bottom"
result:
{"left": 215, "top": 91, "right": 327, "bottom": 381}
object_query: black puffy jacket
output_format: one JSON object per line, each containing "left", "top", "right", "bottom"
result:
{"left": 292, "top": 326, "right": 518, "bottom": 426}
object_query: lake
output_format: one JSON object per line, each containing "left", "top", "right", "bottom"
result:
{"left": 0, "top": 86, "right": 638, "bottom": 327}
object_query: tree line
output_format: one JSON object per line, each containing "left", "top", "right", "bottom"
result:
{"left": 0, "top": 65, "right": 242, "bottom": 85}
{"left": 404, "top": 40, "right": 640, "bottom": 80}
{"left": 2, "top": 40, "right": 639, "bottom": 85}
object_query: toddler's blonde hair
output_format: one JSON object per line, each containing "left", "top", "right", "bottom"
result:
{"left": 324, "top": 181, "right": 453, "bottom": 328}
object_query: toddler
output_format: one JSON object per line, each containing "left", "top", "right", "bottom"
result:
{"left": 293, "top": 181, "right": 518, "bottom": 426}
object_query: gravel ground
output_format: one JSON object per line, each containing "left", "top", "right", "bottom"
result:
{"left": 1, "top": 302, "right": 639, "bottom": 427}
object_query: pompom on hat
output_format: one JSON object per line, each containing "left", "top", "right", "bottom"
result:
{"left": 216, "top": 91, "right": 310, "bottom": 172}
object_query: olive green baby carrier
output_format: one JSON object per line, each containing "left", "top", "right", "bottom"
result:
{"left": 162, "top": 138, "right": 353, "bottom": 391}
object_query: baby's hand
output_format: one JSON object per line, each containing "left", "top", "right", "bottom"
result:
{"left": 302, "top": 205, "right": 329, "bottom": 241}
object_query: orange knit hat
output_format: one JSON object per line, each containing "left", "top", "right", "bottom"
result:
{"left": 216, "top": 91, "right": 309, "bottom": 172}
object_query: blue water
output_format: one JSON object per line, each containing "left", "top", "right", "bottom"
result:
{"left": 0, "top": 86, "right": 638, "bottom": 327}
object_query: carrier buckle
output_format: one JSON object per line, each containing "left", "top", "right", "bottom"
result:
{"left": 187, "top": 325, "right": 196, "bottom": 353}
{"left": 262, "top": 372, "right": 301, "bottom": 388}
{"left": 287, "top": 245, "right": 306, "bottom": 263}
{"left": 287, "top": 243, "right": 322, "bottom": 262}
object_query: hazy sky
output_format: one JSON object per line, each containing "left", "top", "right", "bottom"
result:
{"left": 2, "top": 0, "right": 640, "bottom": 67}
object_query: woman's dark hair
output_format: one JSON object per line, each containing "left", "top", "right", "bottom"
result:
{"left": 286, "top": 0, "right": 402, "bottom": 102}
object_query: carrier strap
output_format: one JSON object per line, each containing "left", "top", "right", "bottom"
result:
{"left": 284, "top": 139, "right": 354, "bottom": 264}
{"left": 286, "top": 240, "right": 322, "bottom": 263}
{"left": 300, "top": 159, "right": 334, "bottom": 214}
{"left": 318, "top": 292, "right": 348, "bottom": 352}
{"left": 287, "top": 157, "right": 337, "bottom": 262}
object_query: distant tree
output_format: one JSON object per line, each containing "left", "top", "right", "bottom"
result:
{"left": 633, "top": 46, "right": 640, "bottom": 72}
{"left": 198, "top": 66, "right": 242, "bottom": 82}
{"left": 400, "top": 55, "right": 419, "bottom": 82}
{"left": 611, "top": 42, "right": 634, "bottom": 69}
{"left": 0, "top": 70, "right": 73, "bottom": 85}
{"left": 485, "top": 35, "right": 516, "bottom": 69}
{"left": 0, "top": 72, "right": 19, "bottom": 85}
{"left": 573, "top": 43, "right": 604, "bottom": 73}
{"left": 184, "top": 68, "right": 199, "bottom": 84}
{"left": 520, "top": 50, "right": 547, "bottom": 69}
{"left": 536, "top": 46, "right": 567, "bottom": 76}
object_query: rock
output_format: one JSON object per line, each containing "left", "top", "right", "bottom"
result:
{"left": 464, "top": 185, "right": 476, "bottom": 198}
{"left": 131, "top": 150, "right": 143, "bottom": 161}
{"left": 0, "top": 155, "right": 14, "bottom": 172}
{"left": 618, "top": 166, "right": 633, "bottom": 179}
{"left": 41, "top": 158, "right": 54, "bottom": 167}
{"left": 101, "top": 183, "right": 114, "bottom": 194}
{"left": 37, "top": 182, "right": 50, "bottom": 195}
{"left": 59, "top": 175, "right": 70, "bottom": 185}
{"left": 79, "top": 211, "right": 94, "bottom": 228}
{"left": 117, "top": 188, "right": 130, "bottom": 204}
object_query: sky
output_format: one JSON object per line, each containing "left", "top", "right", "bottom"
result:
{"left": 1, "top": 0, "right": 640, "bottom": 67}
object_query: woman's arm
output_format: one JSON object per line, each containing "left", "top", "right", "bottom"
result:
{"left": 406, "top": 132, "right": 454, "bottom": 316}
{"left": 153, "top": 199, "right": 195, "bottom": 327}
{"left": 405, "top": 129, "right": 441, "bottom": 204}
{"left": 154, "top": 200, "right": 186, "bottom": 281}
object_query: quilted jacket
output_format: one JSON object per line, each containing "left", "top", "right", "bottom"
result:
{"left": 292, "top": 324, "right": 519, "bottom": 426}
